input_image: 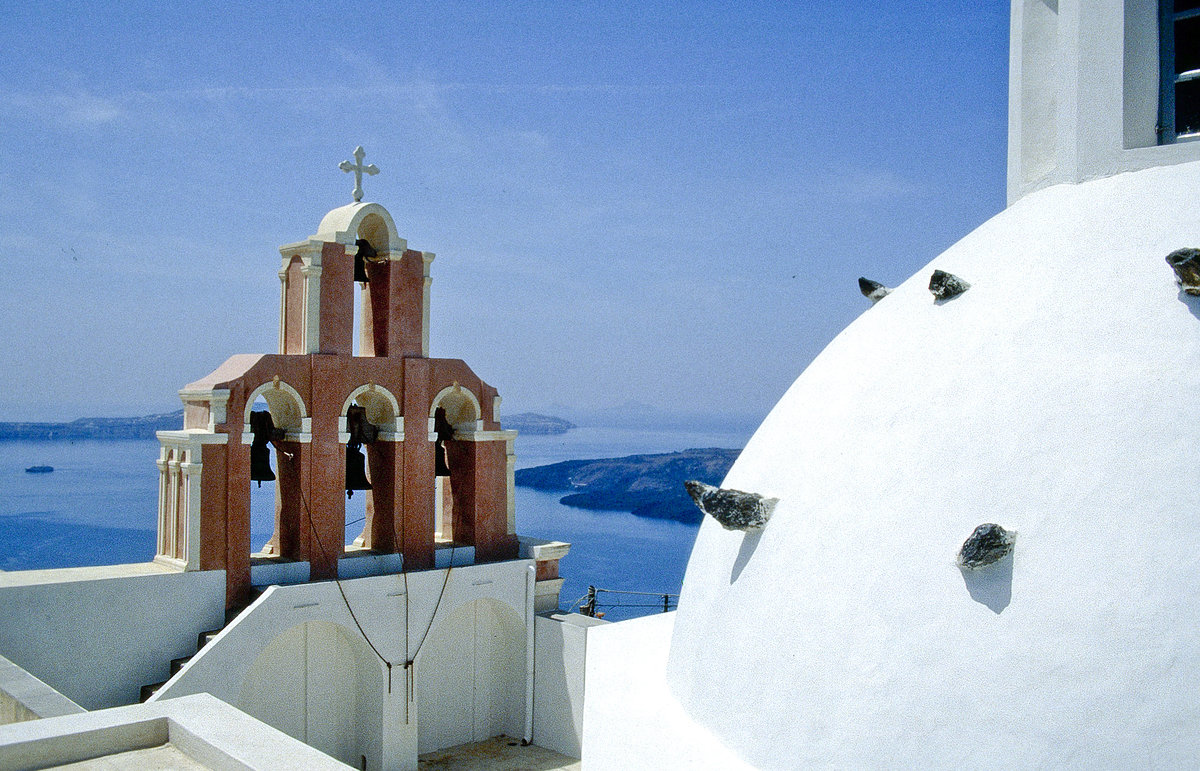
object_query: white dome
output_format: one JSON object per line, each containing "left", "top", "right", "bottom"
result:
{"left": 666, "top": 161, "right": 1200, "bottom": 767}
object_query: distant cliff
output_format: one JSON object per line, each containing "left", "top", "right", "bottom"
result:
{"left": 0, "top": 410, "right": 185, "bottom": 441}
{"left": 515, "top": 447, "right": 739, "bottom": 524}
{"left": 504, "top": 412, "right": 576, "bottom": 435}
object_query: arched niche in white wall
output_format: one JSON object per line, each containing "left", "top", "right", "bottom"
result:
{"left": 415, "top": 597, "right": 526, "bottom": 754}
{"left": 238, "top": 620, "right": 385, "bottom": 767}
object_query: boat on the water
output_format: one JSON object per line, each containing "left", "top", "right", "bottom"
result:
{"left": 24, "top": 466, "right": 53, "bottom": 474}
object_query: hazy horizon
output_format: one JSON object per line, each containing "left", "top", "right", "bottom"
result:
{"left": 0, "top": 399, "right": 766, "bottom": 438}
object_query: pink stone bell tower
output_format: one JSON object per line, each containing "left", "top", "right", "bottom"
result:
{"left": 152, "top": 148, "right": 520, "bottom": 608}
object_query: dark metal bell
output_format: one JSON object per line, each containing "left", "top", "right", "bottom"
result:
{"left": 250, "top": 445, "right": 275, "bottom": 486}
{"left": 249, "top": 410, "right": 276, "bottom": 487}
{"left": 347, "top": 405, "right": 379, "bottom": 445}
{"left": 345, "top": 443, "right": 372, "bottom": 499}
{"left": 433, "top": 406, "right": 453, "bottom": 477}
{"left": 354, "top": 239, "right": 375, "bottom": 283}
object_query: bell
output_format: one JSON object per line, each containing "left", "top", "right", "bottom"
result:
{"left": 433, "top": 406, "right": 453, "bottom": 477}
{"left": 347, "top": 404, "right": 379, "bottom": 445}
{"left": 249, "top": 411, "right": 276, "bottom": 487}
{"left": 250, "top": 444, "right": 275, "bottom": 486}
{"left": 345, "top": 443, "right": 372, "bottom": 499}
{"left": 354, "top": 239, "right": 375, "bottom": 283}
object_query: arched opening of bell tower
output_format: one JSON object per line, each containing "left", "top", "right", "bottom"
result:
{"left": 430, "top": 385, "right": 482, "bottom": 550}
{"left": 248, "top": 395, "right": 278, "bottom": 552}
{"left": 340, "top": 385, "right": 401, "bottom": 553}
{"left": 350, "top": 215, "right": 388, "bottom": 359}
{"left": 349, "top": 211, "right": 394, "bottom": 360}
{"left": 244, "top": 380, "right": 308, "bottom": 561}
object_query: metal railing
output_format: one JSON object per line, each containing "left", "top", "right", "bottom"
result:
{"left": 572, "top": 585, "right": 678, "bottom": 617}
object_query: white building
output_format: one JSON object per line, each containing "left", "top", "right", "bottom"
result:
{"left": 0, "top": 175, "right": 589, "bottom": 769}
{"left": 1009, "top": 0, "right": 1200, "bottom": 199}
{"left": 584, "top": 1, "right": 1200, "bottom": 767}
{"left": 3, "top": 1, "right": 1198, "bottom": 769}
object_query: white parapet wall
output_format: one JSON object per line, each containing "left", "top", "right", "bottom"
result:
{"left": 0, "top": 564, "right": 225, "bottom": 711}
{"left": 0, "top": 692, "right": 351, "bottom": 770}
{"left": 151, "top": 560, "right": 534, "bottom": 771}
{"left": 532, "top": 612, "right": 606, "bottom": 758}
{"left": 581, "top": 612, "right": 752, "bottom": 770}
{"left": 0, "top": 656, "right": 83, "bottom": 726}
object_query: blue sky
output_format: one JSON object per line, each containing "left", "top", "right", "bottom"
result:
{"left": 0, "top": 1, "right": 1009, "bottom": 425}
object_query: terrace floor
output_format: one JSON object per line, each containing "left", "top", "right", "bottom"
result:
{"left": 419, "top": 735, "right": 580, "bottom": 770}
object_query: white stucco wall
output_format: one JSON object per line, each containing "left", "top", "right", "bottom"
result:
{"left": 581, "top": 613, "right": 751, "bottom": 771}
{"left": 154, "top": 560, "right": 534, "bottom": 771}
{"left": 532, "top": 613, "right": 605, "bottom": 758}
{"left": 0, "top": 655, "right": 82, "bottom": 726}
{"left": 1007, "top": 0, "right": 1200, "bottom": 203}
{"left": 661, "top": 161, "right": 1200, "bottom": 767}
{"left": 1122, "top": 0, "right": 1160, "bottom": 149}
{"left": 0, "top": 566, "right": 225, "bottom": 710}
{"left": 0, "top": 692, "right": 351, "bottom": 770}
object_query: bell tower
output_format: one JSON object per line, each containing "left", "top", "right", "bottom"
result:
{"left": 277, "top": 202, "right": 433, "bottom": 359}
{"left": 153, "top": 148, "right": 520, "bottom": 608}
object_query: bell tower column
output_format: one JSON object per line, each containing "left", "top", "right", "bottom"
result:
{"left": 279, "top": 241, "right": 323, "bottom": 355}
{"left": 278, "top": 239, "right": 359, "bottom": 356}
{"left": 400, "top": 358, "right": 436, "bottom": 570}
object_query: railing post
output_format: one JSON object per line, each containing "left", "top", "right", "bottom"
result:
{"left": 663, "top": 593, "right": 670, "bottom": 613}
{"left": 582, "top": 585, "right": 597, "bottom": 617}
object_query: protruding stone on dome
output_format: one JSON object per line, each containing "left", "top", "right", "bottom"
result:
{"left": 929, "top": 269, "right": 970, "bottom": 300}
{"left": 957, "top": 523, "right": 1015, "bottom": 569}
{"left": 1165, "top": 248, "right": 1200, "bottom": 295}
{"left": 858, "top": 277, "right": 891, "bottom": 303}
{"left": 684, "top": 480, "right": 778, "bottom": 531}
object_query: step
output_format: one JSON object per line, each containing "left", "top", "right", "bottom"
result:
{"left": 143, "top": 605, "right": 254, "bottom": 705}
{"left": 140, "top": 681, "right": 165, "bottom": 703}
{"left": 196, "top": 629, "right": 221, "bottom": 651}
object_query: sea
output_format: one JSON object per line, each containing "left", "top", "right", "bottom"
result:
{"left": 0, "top": 423, "right": 752, "bottom": 621}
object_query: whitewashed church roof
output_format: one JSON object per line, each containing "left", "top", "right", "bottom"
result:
{"left": 666, "top": 158, "right": 1200, "bottom": 766}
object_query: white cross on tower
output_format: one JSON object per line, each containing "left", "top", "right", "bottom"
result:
{"left": 339, "top": 146, "right": 379, "bottom": 203}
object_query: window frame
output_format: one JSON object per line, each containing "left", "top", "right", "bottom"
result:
{"left": 1160, "top": 1, "right": 1200, "bottom": 143}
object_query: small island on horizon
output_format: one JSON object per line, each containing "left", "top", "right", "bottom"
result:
{"left": 502, "top": 412, "right": 576, "bottom": 435}
{"left": 0, "top": 410, "right": 186, "bottom": 441}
